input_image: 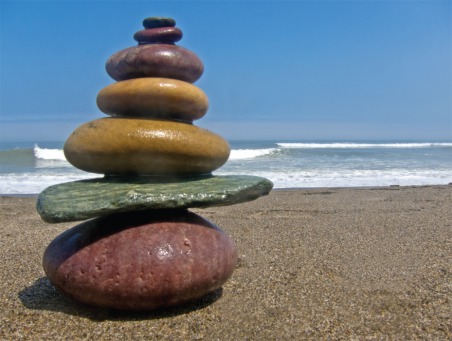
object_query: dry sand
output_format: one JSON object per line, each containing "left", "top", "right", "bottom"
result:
{"left": 0, "top": 186, "right": 451, "bottom": 340}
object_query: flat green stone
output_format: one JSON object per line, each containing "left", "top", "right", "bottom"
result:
{"left": 37, "top": 175, "right": 273, "bottom": 223}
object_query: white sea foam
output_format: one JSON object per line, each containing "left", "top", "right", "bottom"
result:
{"left": 229, "top": 148, "right": 278, "bottom": 160}
{"left": 215, "top": 168, "right": 452, "bottom": 189}
{"left": 277, "top": 142, "right": 452, "bottom": 149}
{"left": 34, "top": 144, "right": 66, "bottom": 161}
{"left": 0, "top": 172, "right": 98, "bottom": 194}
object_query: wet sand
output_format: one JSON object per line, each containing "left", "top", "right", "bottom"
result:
{"left": 1, "top": 186, "right": 451, "bottom": 340}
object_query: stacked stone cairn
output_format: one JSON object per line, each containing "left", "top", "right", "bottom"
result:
{"left": 36, "top": 17, "right": 273, "bottom": 310}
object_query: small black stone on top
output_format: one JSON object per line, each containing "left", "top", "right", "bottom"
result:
{"left": 143, "top": 17, "right": 176, "bottom": 29}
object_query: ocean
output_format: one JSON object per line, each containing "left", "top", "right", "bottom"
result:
{"left": 1, "top": 140, "right": 451, "bottom": 194}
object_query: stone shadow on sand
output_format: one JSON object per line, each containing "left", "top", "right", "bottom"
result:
{"left": 19, "top": 277, "right": 223, "bottom": 321}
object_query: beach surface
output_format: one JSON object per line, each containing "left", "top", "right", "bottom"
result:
{"left": 1, "top": 186, "right": 451, "bottom": 340}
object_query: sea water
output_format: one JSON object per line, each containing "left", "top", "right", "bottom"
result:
{"left": 0, "top": 140, "right": 451, "bottom": 194}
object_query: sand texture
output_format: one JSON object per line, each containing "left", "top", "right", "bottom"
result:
{"left": 1, "top": 186, "right": 451, "bottom": 340}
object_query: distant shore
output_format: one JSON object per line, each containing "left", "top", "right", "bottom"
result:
{"left": 2, "top": 183, "right": 451, "bottom": 198}
{"left": 1, "top": 185, "right": 451, "bottom": 339}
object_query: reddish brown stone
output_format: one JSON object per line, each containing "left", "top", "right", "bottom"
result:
{"left": 43, "top": 210, "right": 237, "bottom": 310}
{"left": 134, "top": 27, "right": 183, "bottom": 44}
{"left": 106, "top": 44, "right": 204, "bottom": 83}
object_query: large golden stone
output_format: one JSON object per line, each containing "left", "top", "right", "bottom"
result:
{"left": 97, "top": 78, "right": 208, "bottom": 122}
{"left": 64, "top": 118, "right": 230, "bottom": 176}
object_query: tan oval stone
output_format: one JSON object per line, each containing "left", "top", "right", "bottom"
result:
{"left": 97, "top": 78, "right": 208, "bottom": 122}
{"left": 64, "top": 118, "right": 230, "bottom": 176}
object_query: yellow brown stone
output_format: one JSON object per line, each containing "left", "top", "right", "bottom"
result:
{"left": 97, "top": 78, "right": 208, "bottom": 122}
{"left": 64, "top": 118, "right": 230, "bottom": 176}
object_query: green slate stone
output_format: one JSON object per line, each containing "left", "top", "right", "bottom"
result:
{"left": 37, "top": 175, "right": 273, "bottom": 223}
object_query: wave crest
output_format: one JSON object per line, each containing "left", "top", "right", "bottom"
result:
{"left": 277, "top": 142, "right": 452, "bottom": 149}
{"left": 229, "top": 148, "right": 278, "bottom": 160}
{"left": 33, "top": 144, "right": 66, "bottom": 161}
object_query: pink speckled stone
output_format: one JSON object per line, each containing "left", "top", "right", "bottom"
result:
{"left": 43, "top": 210, "right": 237, "bottom": 310}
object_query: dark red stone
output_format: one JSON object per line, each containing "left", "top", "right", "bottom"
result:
{"left": 134, "top": 27, "right": 183, "bottom": 44}
{"left": 43, "top": 210, "right": 237, "bottom": 310}
{"left": 106, "top": 44, "right": 204, "bottom": 83}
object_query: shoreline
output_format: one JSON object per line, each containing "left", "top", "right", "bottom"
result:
{"left": 2, "top": 183, "right": 451, "bottom": 198}
{"left": 1, "top": 186, "right": 451, "bottom": 339}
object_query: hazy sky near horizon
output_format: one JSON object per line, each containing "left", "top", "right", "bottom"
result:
{"left": 1, "top": 0, "right": 451, "bottom": 141}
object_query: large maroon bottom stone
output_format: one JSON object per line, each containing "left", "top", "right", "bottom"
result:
{"left": 43, "top": 209, "right": 237, "bottom": 310}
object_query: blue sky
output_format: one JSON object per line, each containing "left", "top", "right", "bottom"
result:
{"left": 1, "top": 0, "right": 451, "bottom": 141}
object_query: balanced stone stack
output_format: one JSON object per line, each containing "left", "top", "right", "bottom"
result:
{"left": 37, "top": 17, "right": 272, "bottom": 310}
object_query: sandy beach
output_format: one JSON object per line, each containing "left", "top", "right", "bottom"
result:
{"left": 1, "top": 186, "right": 451, "bottom": 340}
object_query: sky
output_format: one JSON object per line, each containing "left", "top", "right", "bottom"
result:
{"left": 1, "top": 0, "right": 451, "bottom": 141}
